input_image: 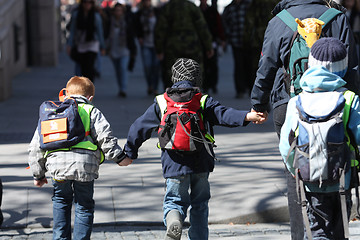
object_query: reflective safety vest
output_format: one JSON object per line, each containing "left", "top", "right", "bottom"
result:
{"left": 343, "top": 90, "right": 359, "bottom": 169}
{"left": 44, "top": 103, "right": 105, "bottom": 163}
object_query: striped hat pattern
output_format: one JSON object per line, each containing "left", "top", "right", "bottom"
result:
{"left": 171, "top": 58, "right": 202, "bottom": 87}
{"left": 308, "top": 37, "right": 348, "bottom": 78}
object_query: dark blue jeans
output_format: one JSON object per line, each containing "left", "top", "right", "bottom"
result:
{"left": 110, "top": 56, "right": 129, "bottom": 93}
{"left": 141, "top": 46, "right": 160, "bottom": 92}
{"left": 52, "top": 179, "right": 94, "bottom": 240}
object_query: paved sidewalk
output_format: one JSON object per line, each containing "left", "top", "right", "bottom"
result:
{"left": 0, "top": 49, "right": 359, "bottom": 239}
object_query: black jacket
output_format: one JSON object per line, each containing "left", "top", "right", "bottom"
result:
{"left": 251, "top": 0, "right": 359, "bottom": 112}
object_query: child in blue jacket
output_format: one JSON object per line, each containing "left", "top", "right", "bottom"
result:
{"left": 279, "top": 38, "right": 360, "bottom": 239}
{"left": 124, "top": 58, "right": 265, "bottom": 240}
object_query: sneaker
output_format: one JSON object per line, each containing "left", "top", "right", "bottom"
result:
{"left": 118, "top": 91, "right": 127, "bottom": 98}
{"left": 164, "top": 210, "right": 182, "bottom": 240}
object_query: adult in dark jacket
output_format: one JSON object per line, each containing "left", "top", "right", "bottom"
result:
{"left": 250, "top": 0, "right": 360, "bottom": 239}
{"left": 124, "top": 58, "right": 264, "bottom": 240}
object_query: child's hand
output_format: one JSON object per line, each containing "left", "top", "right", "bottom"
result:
{"left": 33, "top": 178, "right": 48, "bottom": 187}
{"left": 245, "top": 110, "right": 268, "bottom": 124}
{"left": 118, "top": 157, "right": 133, "bottom": 166}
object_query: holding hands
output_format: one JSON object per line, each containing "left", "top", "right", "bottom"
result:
{"left": 118, "top": 157, "right": 133, "bottom": 167}
{"left": 245, "top": 109, "right": 268, "bottom": 124}
{"left": 33, "top": 177, "right": 48, "bottom": 187}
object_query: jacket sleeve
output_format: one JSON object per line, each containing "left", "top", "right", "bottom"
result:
{"left": 134, "top": 10, "right": 144, "bottom": 39}
{"left": 192, "top": 6, "right": 212, "bottom": 52}
{"left": 154, "top": 6, "right": 167, "bottom": 54}
{"left": 279, "top": 98, "right": 298, "bottom": 176}
{"left": 126, "top": 15, "right": 137, "bottom": 57}
{"left": 124, "top": 103, "right": 161, "bottom": 159}
{"left": 67, "top": 10, "right": 78, "bottom": 47}
{"left": 28, "top": 127, "right": 47, "bottom": 180}
{"left": 221, "top": 6, "right": 230, "bottom": 41}
{"left": 250, "top": 16, "right": 292, "bottom": 112}
{"left": 95, "top": 12, "right": 106, "bottom": 50}
{"left": 90, "top": 107, "right": 124, "bottom": 162}
{"left": 203, "top": 96, "right": 250, "bottom": 127}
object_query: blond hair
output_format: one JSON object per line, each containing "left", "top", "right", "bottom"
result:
{"left": 66, "top": 76, "right": 95, "bottom": 97}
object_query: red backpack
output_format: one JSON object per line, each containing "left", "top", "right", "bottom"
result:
{"left": 156, "top": 87, "right": 210, "bottom": 153}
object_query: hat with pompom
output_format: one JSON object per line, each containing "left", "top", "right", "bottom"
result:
{"left": 308, "top": 37, "right": 348, "bottom": 77}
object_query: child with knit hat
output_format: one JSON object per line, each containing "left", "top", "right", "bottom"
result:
{"left": 124, "top": 58, "right": 265, "bottom": 240}
{"left": 279, "top": 37, "right": 360, "bottom": 239}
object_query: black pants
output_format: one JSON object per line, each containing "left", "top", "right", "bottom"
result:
{"left": 78, "top": 52, "right": 98, "bottom": 82}
{"left": 202, "top": 49, "right": 218, "bottom": 92}
{"left": 231, "top": 46, "right": 255, "bottom": 95}
{"left": 273, "top": 104, "right": 304, "bottom": 240}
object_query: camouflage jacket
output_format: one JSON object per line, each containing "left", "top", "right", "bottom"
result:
{"left": 154, "top": 0, "right": 212, "bottom": 57}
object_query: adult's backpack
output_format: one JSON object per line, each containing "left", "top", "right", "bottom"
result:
{"left": 156, "top": 87, "right": 214, "bottom": 155}
{"left": 277, "top": 8, "right": 342, "bottom": 97}
{"left": 38, "top": 98, "right": 85, "bottom": 151}
{"left": 286, "top": 91, "right": 352, "bottom": 239}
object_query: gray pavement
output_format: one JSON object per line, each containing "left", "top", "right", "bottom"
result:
{"left": 0, "top": 49, "right": 359, "bottom": 239}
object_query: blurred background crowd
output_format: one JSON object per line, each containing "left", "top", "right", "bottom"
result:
{"left": 0, "top": 0, "right": 359, "bottom": 101}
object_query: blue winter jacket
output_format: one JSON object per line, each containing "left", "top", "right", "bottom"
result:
{"left": 124, "top": 81, "right": 250, "bottom": 178}
{"left": 279, "top": 65, "right": 360, "bottom": 192}
{"left": 251, "top": 0, "right": 359, "bottom": 113}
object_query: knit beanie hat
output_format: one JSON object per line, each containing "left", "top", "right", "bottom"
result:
{"left": 308, "top": 37, "right": 348, "bottom": 78}
{"left": 171, "top": 58, "right": 202, "bottom": 87}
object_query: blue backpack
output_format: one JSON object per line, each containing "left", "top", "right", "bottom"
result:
{"left": 38, "top": 98, "right": 85, "bottom": 150}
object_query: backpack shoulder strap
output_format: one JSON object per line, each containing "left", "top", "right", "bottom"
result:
{"left": 156, "top": 94, "right": 167, "bottom": 119}
{"left": 200, "top": 94, "right": 208, "bottom": 110}
{"left": 276, "top": 9, "right": 297, "bottom": 32}
{"left": 343, "top": 90, "right": 355, "bottom": 128}
{"left": 343, "top": 90, "right": 357, "bottom": 151}
{"left": 318, "top": 8, "right": 342, "bottom": 27}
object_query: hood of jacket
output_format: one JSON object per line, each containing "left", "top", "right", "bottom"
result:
{"left": 171, "top": 80, "right": 196, "bottom": 88}
{"left": 300, "top": 65, "right": 347, "bottom": 92}
{"left": 272, "top": 0, "right": 345, "bottom": 15}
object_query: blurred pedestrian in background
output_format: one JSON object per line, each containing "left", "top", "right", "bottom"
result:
{"left": 341, "top": 0, "right": 360, "bottom": 56}
{"left": 199, "top": 0, "right": 226, "bottom": 94}
{"left": 243, "top": 0, "right": 278, "bottom": 95}
{"left": 106, "top": 2, "right": 137, "bottom": 98}
{"left": 67, "top": 0, "right": 106, "bottom": 82}
{"left": 222, "top": 0, "right": 252, "bottom": 98}
{"left": 135, "top": 0, "right": 161, "bottom": 96}
{"left": 154, "top": 0, "right": 214, "bottom": 90}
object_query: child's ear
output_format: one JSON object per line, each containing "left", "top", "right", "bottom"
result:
{"left": 87, "top": 96, "right": 94, "bottom": 102}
